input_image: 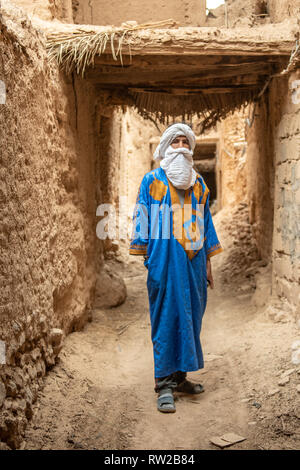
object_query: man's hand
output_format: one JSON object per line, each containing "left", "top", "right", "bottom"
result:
{"left": 206, "top": 258, "right": 214, "bottom": 289}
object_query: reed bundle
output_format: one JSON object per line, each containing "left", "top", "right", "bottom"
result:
{"left": 46, "top": 19, "right": 177, "bottom": 77}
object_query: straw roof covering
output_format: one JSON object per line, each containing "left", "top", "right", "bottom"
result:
{"left": 45, "top": 20, "right": 298, "bottom": 129}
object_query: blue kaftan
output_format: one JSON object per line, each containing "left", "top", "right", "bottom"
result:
{"left": 130, "top": 167, "right": 222, "bottom": 378}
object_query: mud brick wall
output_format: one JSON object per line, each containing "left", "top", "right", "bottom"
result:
{"left": 271, "top": 71, "right": 300, "bottom": 316}
{"left": 246, "top": 69, "right": 300, "bottom": 316}
{"left": 0, "top": 2, "right": 102, "bottom": 448}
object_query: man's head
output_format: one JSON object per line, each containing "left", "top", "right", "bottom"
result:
{"left": 154, "top": 123, "right": 196, "bottom": 160}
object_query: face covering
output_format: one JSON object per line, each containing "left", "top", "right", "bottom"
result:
{"left": 160, "top": 145, "right": 197, "bottom": 190}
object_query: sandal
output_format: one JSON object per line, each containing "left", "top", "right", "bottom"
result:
{"left": 175, "top": 379, "right": 205, "bottom": 394}
{"left": 157, "top": 387, "right": 176, "bottom": 413}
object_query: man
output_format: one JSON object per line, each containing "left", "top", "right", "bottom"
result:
{"left": 130, "top": 123, "right": 222, "bottom": 413}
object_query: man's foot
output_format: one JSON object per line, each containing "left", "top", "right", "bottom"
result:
{"left": 175, "top": 379, "right": 204, "bottom": 394}
{"left": 157, "top": 387, "right": 176, "bottom": 413}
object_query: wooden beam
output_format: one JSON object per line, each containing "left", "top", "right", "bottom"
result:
{"left": 85, "top": 63, "right": 274, "bottom": 85}
{"left": 95, "top": 84, "right": 261, "bottom": 96}
{"left": 92, "top": 74, "right": 266, "bottom": 93}
{"left": 92, "top": 53, "right": 283, "bottom": 68}
{"left": 114, "top": 27, "right": 296, "bottom": 56}
{"left": 127, "top": 79, "right": 265, "bottom": 91}
{"left": 46, "top": 24, "right": 297, "bottom": 57}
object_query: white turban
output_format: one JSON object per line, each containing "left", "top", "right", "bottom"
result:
{"left": 153, "top": 123, "right": 196, "bottom": 160}
{"left": 154, "top": 123, "right": 197, "bottom": 190}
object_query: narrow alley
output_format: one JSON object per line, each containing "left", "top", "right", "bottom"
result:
{"left": 0, "top": 0, "right": 299, "bottom": 452}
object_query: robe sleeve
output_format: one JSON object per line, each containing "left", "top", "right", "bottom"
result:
{"left": 203, "top": 191, "right": 223, "bottom": 260}
{"left": 129, "top": 175, "right": 150, "bottom": 256}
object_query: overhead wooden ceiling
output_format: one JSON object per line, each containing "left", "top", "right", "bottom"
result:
{"left": 88, "top": 53, "right": 285, "bottom": 94}
{"left": 88, "top": 52, "right": 288, "bottom": 128}
{"left": 45, "top": 23, "right": 298, "bottom": 127}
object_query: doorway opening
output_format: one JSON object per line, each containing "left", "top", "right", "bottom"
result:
{"left": 193, "top": 142, "right": 217, "bottom": 206}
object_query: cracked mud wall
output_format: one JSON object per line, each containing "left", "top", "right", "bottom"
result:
{"left": 72, "top": 0, "right": 206, "bottom": 27}
{"left": 0, "top": 2, "right": 104, "bottom": 448}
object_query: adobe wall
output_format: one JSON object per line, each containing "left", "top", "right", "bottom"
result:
{"left": 72, "top": 0, "right": 206, "bottom": 27}
{"left": 270, "top": 71, "right": 300, "bottom": 315}
{"left": 246, "top": 70, "right": 299, "bottom": 315}
{"left": 244, "top": 0, "right": 300, "bottom": 314}
{"left": 0, "top": 1, "right": 105, "bottom": 448}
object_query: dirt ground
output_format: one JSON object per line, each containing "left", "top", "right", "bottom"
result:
{"left": 22, "top": 248, "right": 300, "bottom": 451}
